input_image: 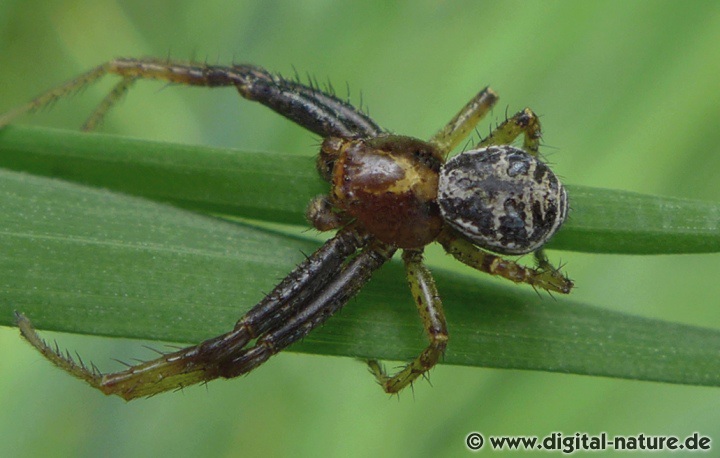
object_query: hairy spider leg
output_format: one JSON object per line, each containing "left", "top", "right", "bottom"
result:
{"left": 0, "top": 65, "right": 108, "bottom": 127}
{"left": 437, "top": 228, "right": 573, "bottom": 294}
{"left": 212, "top": 241, "right": 397, "bottom": 378}
{"left": 82, "top": 77, "right": 137, "bottom": 131}
{"left": 230, "top": 227, "right": 368, "bottom": 339}
{"left": 17, "top": 227, "right": 372, "bottom": 400}
{"left": 368, "top": 249, "right": 448, "bottom": 393}
{"left": 428, "top": 87, "right": 499, "bottom": 154}
{"left": 477, "top": 107, "right": 542, "bottom": 156}
{"left": 0, "top": 58, "right": 383, "bottom": 138}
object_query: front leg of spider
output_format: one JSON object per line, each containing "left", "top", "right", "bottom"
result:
{"left": 17, "top": 227, "right": 376, "bottom": 399}
{"left": 7, "top": 59, "right": 390, "bottom": 400}
{"left": 5, "top": 58, "right": 572, "bottom": 400}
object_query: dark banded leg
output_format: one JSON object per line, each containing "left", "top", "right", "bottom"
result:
{"left": 17, "top": 227, "right": 371, "bottom": 400}
{"left": 368, "top": 249, "right": 448, "bottom": 393}
{"left": 0, "top": 58, "right": 384, "bottom": 138}
{"left": 437, "top": 228, "right": 572, "bottom": 294}
{"left": 215, "top": 241, "right": 397, "bottom": 378}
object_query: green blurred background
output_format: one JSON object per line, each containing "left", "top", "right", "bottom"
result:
{"left": 1, "top": 1, "right": 719, "bottom": 456}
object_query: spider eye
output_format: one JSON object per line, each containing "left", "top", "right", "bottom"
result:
{"left": 437, "top": 145, "right": 568, "bottom": 255}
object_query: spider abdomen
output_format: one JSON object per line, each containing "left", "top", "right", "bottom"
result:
{"left": 437, "top": 145, "right": 568, "bottom": 255}
{"left": 327, "top": 135, "right": 444, "bottom": 249}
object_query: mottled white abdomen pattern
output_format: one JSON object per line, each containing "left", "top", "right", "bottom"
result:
{"left": 438, "top": 145, "right": 568, "bottom": 255}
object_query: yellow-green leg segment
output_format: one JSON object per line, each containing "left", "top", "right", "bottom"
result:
{"left": 428, "top": 87, "right": 498, "bottom": 154}
{"left": 477, "top": 107, "right": 542, "bottom": 156}
{"left": 437, "top": 228, "right": 572, "bottom": 294}
{"left": 368, "top": 249, "right": 449, "bottom": 393}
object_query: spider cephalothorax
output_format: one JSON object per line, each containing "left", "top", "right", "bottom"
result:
{"left": 4, "top": 58, "right": 572, "bottom": 400}
{"left": 319, "top": 135, "right": 444, "bottom": 248}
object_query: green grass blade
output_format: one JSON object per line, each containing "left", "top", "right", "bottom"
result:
{"left": 1, "top": 167, "right": 720, "bottom": 387}
{"left": 0, "top": 125, "right": 325, "bottom": 226}
{"left": 1, "top": 125, "right": 719, "bottom": 254}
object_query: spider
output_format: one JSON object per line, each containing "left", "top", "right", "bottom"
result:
{"left": 3, "top": 58, "right": 572, "bottom": 400}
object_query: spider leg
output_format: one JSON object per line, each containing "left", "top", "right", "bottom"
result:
{"left": 437, "top": 228, "right": 573, "bottom": 294}
{"left": 428, "top": 87, "right": 498, "bottom": 155}
{"left": 0, "top": 58, "right": 383, "bottom": 138}
{"left": 367, "top": 249, "right": 448, "bottom": 393}
{"left": 82, "top": 77, "right": 137, "bottom": 131}
{"left": 212, "top": 241, "right": 397, "bottom": 378}
{"left": 477, "top": 107, "right": 542, "bottom": 156}
{"left": 0, "top": 64, "right": 109, "bottom": 128}
{"left": 17, "top": 227, "right": 371, "bottom": 400}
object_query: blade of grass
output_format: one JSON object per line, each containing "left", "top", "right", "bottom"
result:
{"left": 1, "top": 125, "right": 719, "bottom": 254}
{"left": 1, "top": 167, "right": 720, "bottom": 387}
{"left": 0, "top": 125, "right": 325, "bottom": 226}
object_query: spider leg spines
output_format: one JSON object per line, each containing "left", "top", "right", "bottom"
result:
{"left": 218, "top": 242, "right": 396, "bottom": 379}
{"left": 232, "top": 227, "right": 368, "bottom": 336}
{"left": 1, "top": 57, "right": 384, "bottom": 138}
{"left": 437, "top": 228, "right": 573, "bottom": 294}
{"left": 81, "top": 77, "right": 137, "bottom": 131}
{"left": 477, "top": 107, "right": 542, "bottom": 156}
{"left": 230, "top": 64, "right": 384, "bottom": 137}
{"left": 368, "top": 249, "right": 448, "bottom": 393}
{"left": 16, "top": 312, "right": 104, "bottom": 390}
{"left": 17, "top": 312, "right": 257, "bottom": 400}
{"left": 16, "top": 228, "right": 374, "bottom": 400}
{"left": 0, "top": 64, "right": 109, "bottom": 128}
